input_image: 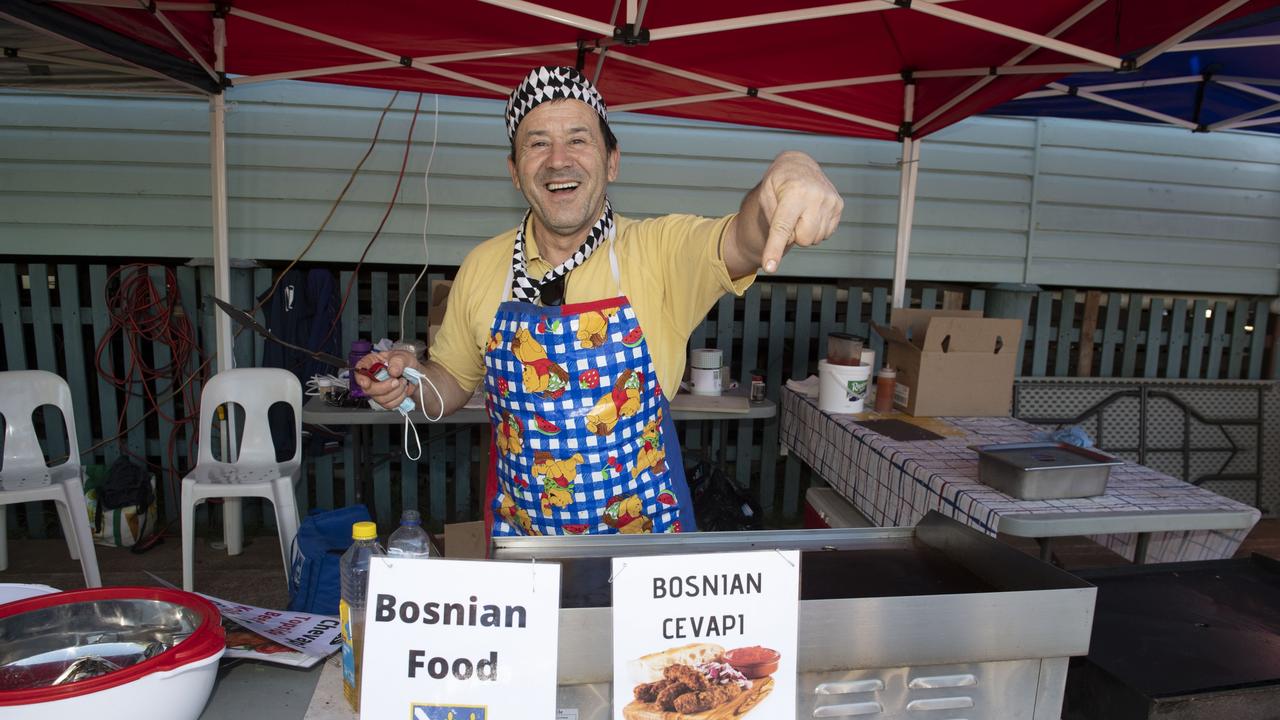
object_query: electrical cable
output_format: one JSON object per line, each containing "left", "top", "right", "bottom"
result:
{"left": 399, "top": 93, "right": 439, "bottom": 342}
{"left": 256, "top": 90, "right": 402, "bottom": 314}
{"left": 320, "top": 91, "right": 424, "bottom": 352}
{"left": 92, "top": 264, "right": 207, "bottom": 507}
{"left": 81, "top": 90, "right": 406, "bottom": 463}
{"left": 78, "top": 90, "right": 415, "bottom": 543}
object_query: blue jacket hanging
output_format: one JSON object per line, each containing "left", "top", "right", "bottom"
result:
{"left": 259, "top": 268, "right": 341, "bottom": 459}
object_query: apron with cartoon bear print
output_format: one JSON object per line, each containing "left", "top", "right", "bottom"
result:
{"left": 482, "top": 234, "right": 697, "bottom": 537}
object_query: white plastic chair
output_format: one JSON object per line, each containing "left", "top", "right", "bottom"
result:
{"left": 181, "top": 368, "right": 302, "bottom": 592}
{"left": 0, "top": 370, "right": 101, "bottom": 587}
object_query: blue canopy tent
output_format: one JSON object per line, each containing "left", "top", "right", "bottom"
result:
{"left": 987, "top": 7, "right": 1280, "bottom": 133}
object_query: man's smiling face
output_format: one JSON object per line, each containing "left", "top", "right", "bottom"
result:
{"left": 508, "top": 99, "right": 619, "bottom": 247}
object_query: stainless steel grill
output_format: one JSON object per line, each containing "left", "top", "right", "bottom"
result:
{"left": 494, "top": 511, "right": 1096, "bottom": 719}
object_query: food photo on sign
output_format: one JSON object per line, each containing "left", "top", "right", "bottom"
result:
{"left": 623, "top": 642, "right": 781, "bottom": 718}
{"left": 610, "top": 550, "right": 800, "bottom": 720}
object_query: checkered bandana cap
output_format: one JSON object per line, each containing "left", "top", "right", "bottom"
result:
{"left": 510, "top": 198, "right": 614, "bottom": 305}
{"left": 505, "top": 65, "right": 609, "bottom": 142}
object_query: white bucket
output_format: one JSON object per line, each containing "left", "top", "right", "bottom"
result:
{"left": 689, "top": 366, "right": 723, "bottom": 396}
{"left": 819, "top": 359, "right": 872, "bottom": 414}
{"left": 689, "top": 348, "right": 723, "bottom": 396}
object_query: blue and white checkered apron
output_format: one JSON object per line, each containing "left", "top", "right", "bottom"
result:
{"left": 482, "top": 239, "right": 695, "bottom": 537}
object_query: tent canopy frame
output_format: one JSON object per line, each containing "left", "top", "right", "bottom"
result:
{"left": 3, "top": 0, "right": 1270, "bottom": 335}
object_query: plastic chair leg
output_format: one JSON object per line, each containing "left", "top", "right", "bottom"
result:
{"left": 223, "top": 497, "right": 243, "bottom": 556}
{"left": 272, "top": 478, "right": 301, "bottom": 588}
{"left": 54, "top": 500, "right": 81, "bottom": 561}
{"left": 60, "top": 480, "right": 101, "bottom": 588}
{"left": 0, "top": 506, "right": 7, "bottom": 572}
{"left": 181, "top": 481, "right": 197, "bottom": 592}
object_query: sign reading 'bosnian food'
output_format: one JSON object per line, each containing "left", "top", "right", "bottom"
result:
{"left": 610, "top": 550, "right": 801, "bottom": 720}
{"left": 360, "top": 557, "right": 561, "bottom": 719}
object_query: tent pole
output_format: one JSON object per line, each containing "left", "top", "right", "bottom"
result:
{"left": 1172, "top": 35, "right": 1280, "bottom": 53}
{"left": 891, "top": 138, "right": 920, "bottom": 310}
{"left": 1210, "top": 101, "right": 1280, "bottom": 130}
{"left": 1134, "top": 0, "right": 1249, "bottom": 67}
{"left": 210, "top": 98, "right": 231, "bottom": 372}
{"left": 914, "top": 0, "right": 1109, "bottom": 133}
{"left": 237, "top": 41, "right": 578, "bottom": 86}
{"left": 208, "top": 15, "right": 242, "bottom": 555}
{"left": 210, "top": 18, "right": 231, "bottom": 375}
{"left": 1219, "top": 80, "right": 1280, "bottom": 101}
{"left": 648, "top": 0, "right": 964, "bottom": 42}
{"left": 900, "top": 0, "right": 1123, "bottom": 69}
{"left": 1046, "top": 82, "right": 1197, "bottom": 129}
{"left": 1225, "top": 116, "right": 1280, "bottom": 130}
{"left": 472, "top": 0, "right": 614, "bottom": 35}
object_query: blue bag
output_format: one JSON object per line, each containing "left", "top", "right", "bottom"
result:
{"left": 287, "top": 505, "right": 371, "bottom": 615}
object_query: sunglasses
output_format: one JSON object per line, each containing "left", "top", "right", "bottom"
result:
{"left": 539, "top": 273, "right": 566, "bottom": 307}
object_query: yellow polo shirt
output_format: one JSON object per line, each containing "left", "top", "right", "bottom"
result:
{"left": 430, "top": 213, "right": 754, "bottom": 398}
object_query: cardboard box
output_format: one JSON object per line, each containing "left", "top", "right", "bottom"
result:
{"left": 442, "top": 520, "right": 487, "bottom": 559}
{"left": 873, "top": 309, "right": 1022, "bottom": 417}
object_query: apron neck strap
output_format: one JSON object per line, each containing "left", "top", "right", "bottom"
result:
{"left": 510, "top": 199, "right": 613, "bottom": 304}
{"left": 500, "top": 212, "right": 623, "bottom": 304}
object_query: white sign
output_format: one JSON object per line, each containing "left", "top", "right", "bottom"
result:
{"left": 610, "top": 550, "right": 800, "bottom": 720}
{"left": 360, "top": 557, "right": 562, "bottom": 719}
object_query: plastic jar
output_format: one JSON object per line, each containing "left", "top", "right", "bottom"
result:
{"left": 874, "top": 366, "right": 897, "bottom": 413}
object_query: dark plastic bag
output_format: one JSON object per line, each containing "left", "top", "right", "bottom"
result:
{"left": 686, "top": 459, "right": 764, "bottom": 532}
{"left": 100, "top": 456, "right": 154, "bottom": 512}
{"left": 91, "top": 457, "right": 155, "bottom": 551}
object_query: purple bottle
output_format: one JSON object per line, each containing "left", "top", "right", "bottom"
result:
{"left": 348, "top": 339, "right": 372, "bottom": 399}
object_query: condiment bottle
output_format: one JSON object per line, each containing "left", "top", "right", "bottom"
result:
{"left": 340, "top": 521, "right": 384, "bottom": 712}
{"left": 750, "top": 371, "right": 766, "bottom": 402}
{"left": 874, "top": 366, "right": 897, "bottom": 413}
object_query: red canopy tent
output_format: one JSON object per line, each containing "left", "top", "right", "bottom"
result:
{"left": 3, "top": 0, "right": 1276, "bottom": 365}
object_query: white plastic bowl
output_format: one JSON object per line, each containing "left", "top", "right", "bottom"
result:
{"left": 0, "top": 587, "right": 225, "bottom": 720}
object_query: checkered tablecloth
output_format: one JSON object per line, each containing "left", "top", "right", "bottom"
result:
{"left": 780, "top": 387, "right": 1260, "bottom": 563}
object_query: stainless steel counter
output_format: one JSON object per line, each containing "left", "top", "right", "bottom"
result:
{"left": 296, "top": 515, "right": 1090, "bottom": 719}
{"left": 495, "top": 513, "right": 1096, "bottom": 719}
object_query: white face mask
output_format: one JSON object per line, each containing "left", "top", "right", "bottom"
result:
{"left": 369, "top": 365, "right": 444, "bottom": 461}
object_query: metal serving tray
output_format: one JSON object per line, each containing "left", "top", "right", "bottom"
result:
{"left": 971, "top": 442, "right": 1122, "bottom": 500}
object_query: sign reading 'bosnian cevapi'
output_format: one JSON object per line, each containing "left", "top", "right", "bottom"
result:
{"left": 360, "top": 557, "right": 562, "bottom": 718}
{"left": 611, "top": 550, "right": 800, "bottom": 720}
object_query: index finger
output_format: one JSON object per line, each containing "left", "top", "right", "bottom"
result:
{"left": 762, "top": 196, "right": 804, "bottom": 273}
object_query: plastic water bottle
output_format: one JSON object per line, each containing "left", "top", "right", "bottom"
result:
{"left": 387, "top": 509, "right": 434, "bottom": 558}
{"left": 339, "top": 521, "right": 384, "bottom": 712}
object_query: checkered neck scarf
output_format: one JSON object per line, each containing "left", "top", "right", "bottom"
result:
{"left": 505, "top": 66, "right": 608, "bottom": 142}
{"left": 510, "top": 198, "right": 614, "bottom": 304}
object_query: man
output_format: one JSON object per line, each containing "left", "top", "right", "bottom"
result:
{"left": 357, "top": 66, "right": 842, "bottom": 537}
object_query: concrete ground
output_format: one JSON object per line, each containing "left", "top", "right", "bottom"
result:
{"left": 2, "top": 530, "right": 293, "bottom": 608}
